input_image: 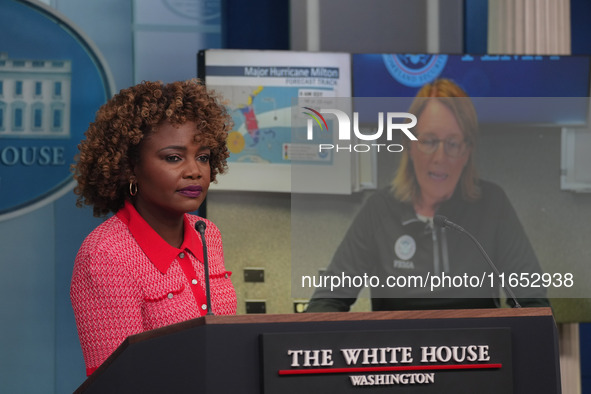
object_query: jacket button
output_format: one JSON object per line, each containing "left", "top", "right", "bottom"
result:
{"left": 167, "top": 293, "right": 174, "bottom": 299}
{"left": 179, "top": 252, "right": 185, "bottom": 259}
{"left": 201, "top": 304, "right": 207, "bottom": 310}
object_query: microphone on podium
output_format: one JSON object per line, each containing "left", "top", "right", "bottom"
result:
{"left": 195, "top": 220, "right": 214, "bottom": 315}
{"left": 433, "top": 215, "right": 521, "bottom": 308}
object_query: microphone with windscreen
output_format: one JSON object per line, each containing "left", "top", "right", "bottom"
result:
{"left": 195, "top": 220, "right": 214, "bottom": 315}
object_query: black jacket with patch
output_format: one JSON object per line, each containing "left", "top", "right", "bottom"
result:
{"left": 306, "top": 180, "right": 550, "bottom": 312}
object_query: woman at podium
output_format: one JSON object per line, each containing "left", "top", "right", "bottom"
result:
{"left": 306, "top": 79, "right": 549, "bottom": 312}
{"left": 70, "top": 80, "right": 237, "bottom": 376}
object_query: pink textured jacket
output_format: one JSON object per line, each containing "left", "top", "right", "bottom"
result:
{"left": 71, "top": 201, "right": 237, "bottom": 375}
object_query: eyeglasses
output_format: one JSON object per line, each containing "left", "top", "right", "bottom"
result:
{"left": 416, "top": 136, "right": 470, "bottom": 158}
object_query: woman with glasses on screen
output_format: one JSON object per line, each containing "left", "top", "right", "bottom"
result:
{"left": 306, "top": 79, "right": 549, "bottom": 312}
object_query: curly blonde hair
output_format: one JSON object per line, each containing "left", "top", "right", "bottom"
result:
{"left": 392, "top": 78, "right": 481, "bottom": 203}
{"left": 73, "top": 80, "right": 232, "bottom": 217}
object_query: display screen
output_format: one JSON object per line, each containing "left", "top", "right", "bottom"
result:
{"left": 353, "top": 54, "right": 591, "bottom": 125}
{"left": 198, "top": 49, "right": 355, "bottom": 193}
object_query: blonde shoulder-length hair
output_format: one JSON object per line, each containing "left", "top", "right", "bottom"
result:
{"left": 391, "top": 78, "right": 481, "bottom": 203}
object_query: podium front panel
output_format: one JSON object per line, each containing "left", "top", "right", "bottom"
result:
{"left": 261, "top": 328, "right": 513, "bottom": 393}
{"left": 76, "top": 309, "right": 560, "bottom": 394}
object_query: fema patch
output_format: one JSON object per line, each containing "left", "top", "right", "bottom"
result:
{"left": 382, "top": 54, "right": 448, "bottom": 88}
{"left": 394, "top": 234, "right": 416, "bottom": 261}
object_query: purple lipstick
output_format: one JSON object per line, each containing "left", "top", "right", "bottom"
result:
{"left": 178, "top": 185, "right": 203, "bottom": 198}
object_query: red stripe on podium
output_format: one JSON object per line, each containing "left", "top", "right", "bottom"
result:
{"left": 278, "top": 363, "right": 503, "bottom": 375}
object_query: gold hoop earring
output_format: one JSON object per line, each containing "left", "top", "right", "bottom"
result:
{"left": 129, "top": 181, "right": 138, "bottom": 196}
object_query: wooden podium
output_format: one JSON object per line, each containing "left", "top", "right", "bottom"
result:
{"left": 75, "top": 307, "right": 560, "bottom": 394}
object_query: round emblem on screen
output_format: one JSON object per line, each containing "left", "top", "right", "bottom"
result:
{"left": 382, "top": 54, "right": 448, "bottom": 87}
{"left": 163, "top": 0, "right": 220, "bottom": 21}
{"left": 394, "top": 235, "right": 416, "bottom": 261}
